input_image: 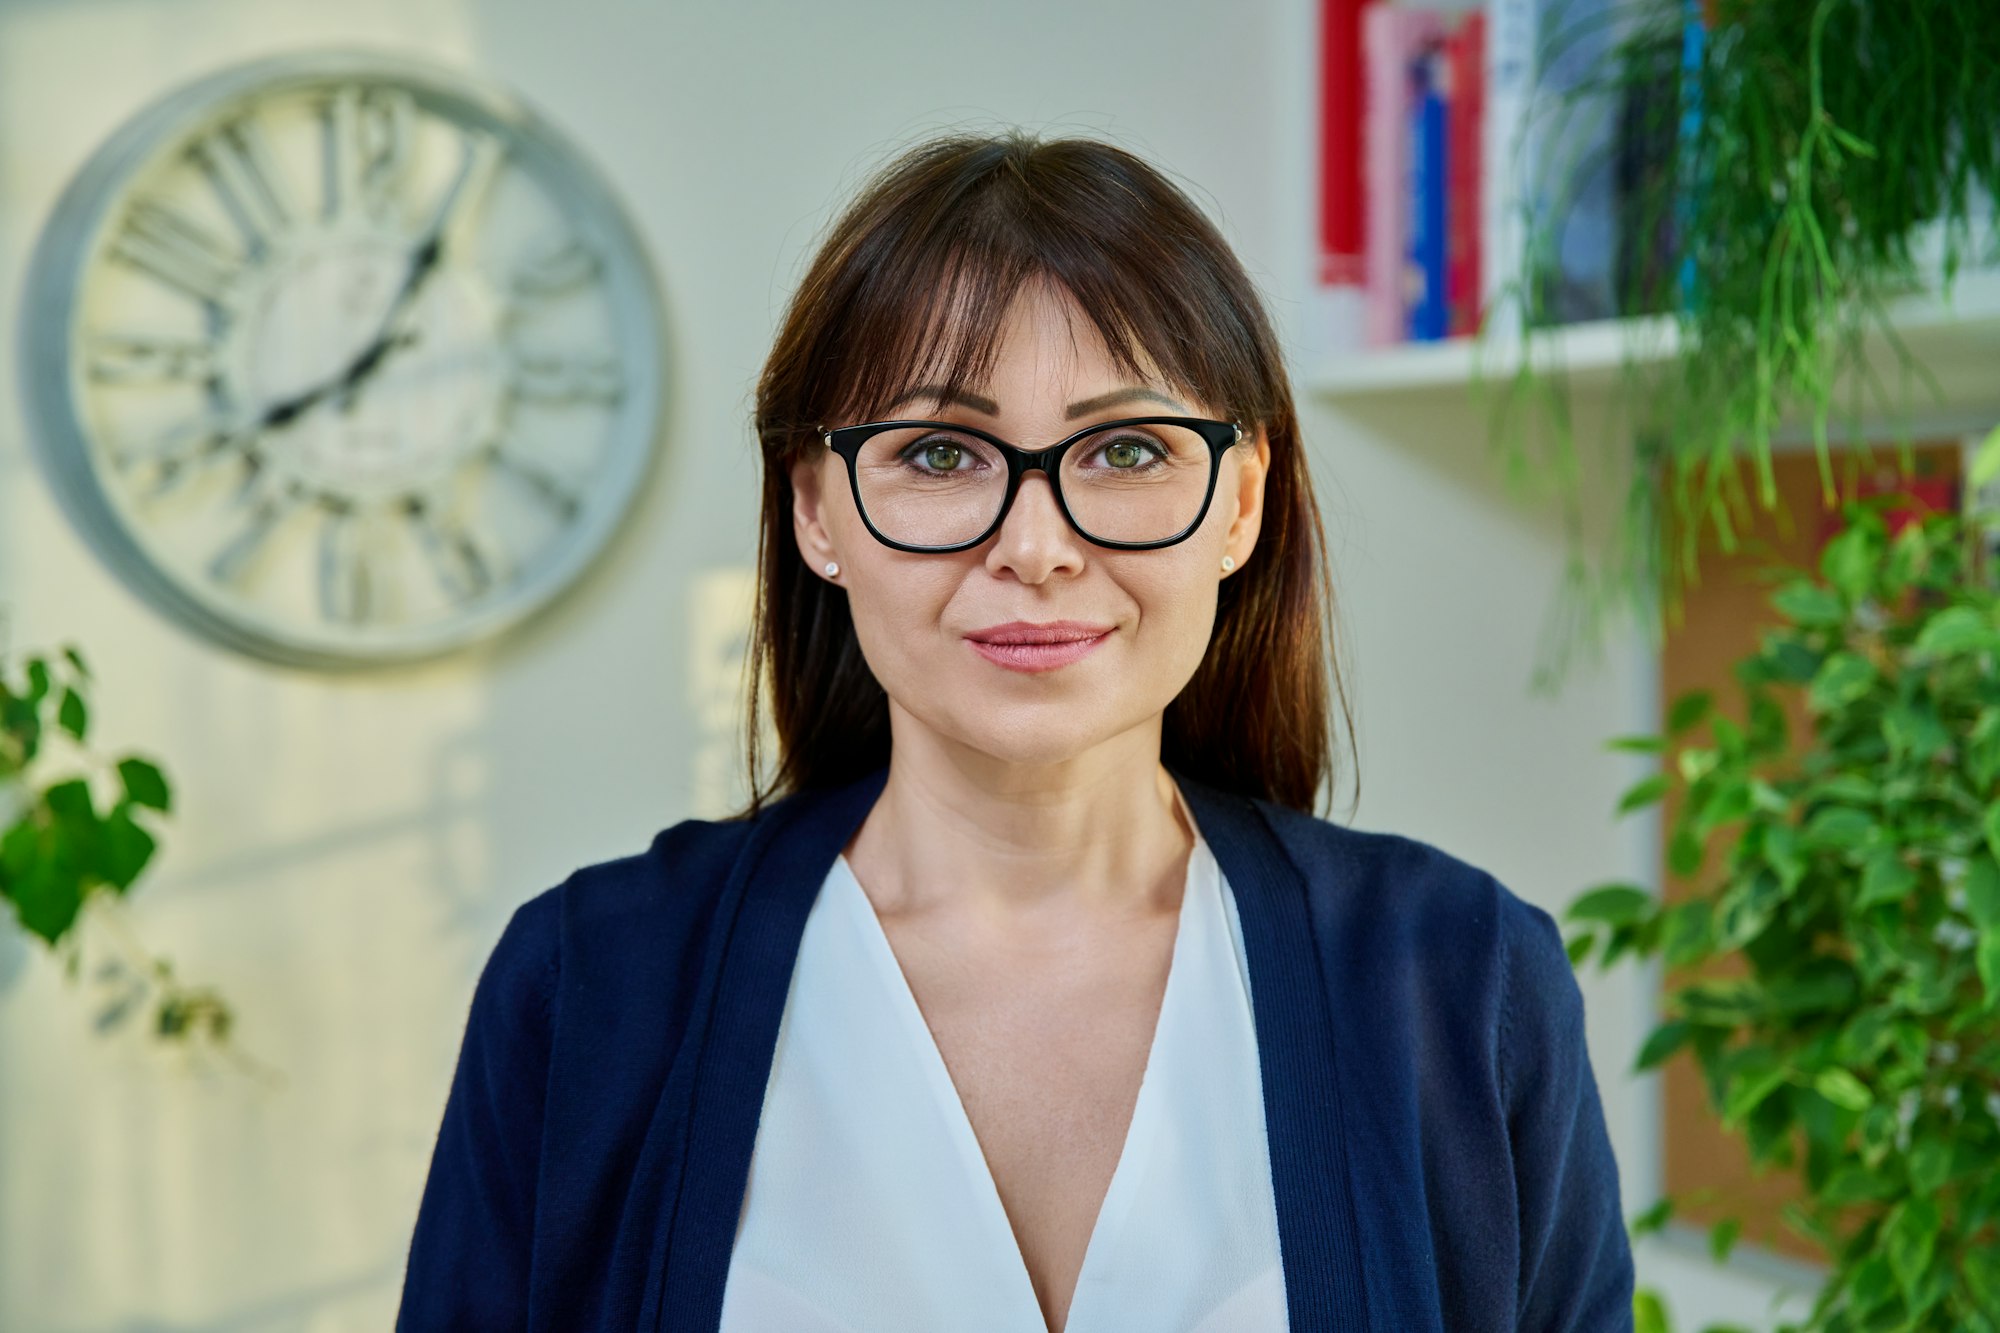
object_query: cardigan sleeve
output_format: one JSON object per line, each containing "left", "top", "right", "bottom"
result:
{"left": 397, "top": 890, "right": 561, "bottom": 1332}
{"left": 1498, "top": 891, "right": 1636, "bottom": 1332}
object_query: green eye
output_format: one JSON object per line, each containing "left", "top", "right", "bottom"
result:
{"left": 1105, "top": 441, "right": 1145, "bottom": 469}
{"left": 923, "top": 443, "right": 962, "bottom": 471}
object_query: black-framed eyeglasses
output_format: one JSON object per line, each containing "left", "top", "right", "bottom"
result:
{"left": 816, "top": 415, "right": 1246, "bottom": 553}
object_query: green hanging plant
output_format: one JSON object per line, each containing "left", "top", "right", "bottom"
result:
{"left": 1482, "top": 0, "right": 2000, "bottom": 691}
{"left": 1564, "top": 452, "right": 2000, "bottom": 1330}
{"left": 0, "top": 627, "right": 276, "bottom": 1082}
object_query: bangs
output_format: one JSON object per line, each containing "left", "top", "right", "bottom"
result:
{"left": 806, "top": 146, "right": 1259, "bottom": 435}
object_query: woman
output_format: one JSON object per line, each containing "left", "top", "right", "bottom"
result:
{"left": 398, "top": 131, "right": 1634, "bottom": 1333}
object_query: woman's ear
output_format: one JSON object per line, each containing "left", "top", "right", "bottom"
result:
{"left": 1223, "top": 429, "right": 1272, "bottom": 570}
{"left": 790, "top": 452, "right": 838, "bottom": 573}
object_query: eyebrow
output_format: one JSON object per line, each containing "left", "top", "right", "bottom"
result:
{"left": 882, "top": 383, "right": 1190, "bottom": 420}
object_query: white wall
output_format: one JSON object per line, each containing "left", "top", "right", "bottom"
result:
{"left": 0, "top": 0, "right": 1805, "bottom": 1327}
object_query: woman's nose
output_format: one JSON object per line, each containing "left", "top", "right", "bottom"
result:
{"left": 986, "top": 469, "right": 1087, "bottom": 573}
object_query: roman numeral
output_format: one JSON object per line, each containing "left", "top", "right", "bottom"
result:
{"left": 426, "top": 128, "right": 508, "bottom": 257}
{"left": 320, "top": 85, "right": 415, "bottom": 225}
{"left": 86, "top": 333, "right": 220, "bottom": 384}
{"left": 207, "top": 492, "right": 299, "bottom": 588}
{"left": 318, "top": 506, "right": 388, "bottom": 624}
{"left": 111, "top": 200, "right": 243, "bottom": 306}
{"left": 508, "top": 238, "right": 602, "bottom": 304}
{"left": 507, "top": 351, "right": 624, "bottom": 405}
{"left": 189, "top": 119, "right": 293, "bottom": 258}
{"left": 114, "top": 415, "right": 254, "bottom": 500}
{"left": 489, "top": 448, "right": 582, "bottom": 522}
{"left": 407, "top": 500, "right": 498, "bottom": 603}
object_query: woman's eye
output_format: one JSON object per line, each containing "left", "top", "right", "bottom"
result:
{"left": 1094, "top": 435, "right": 1164, "bottom": 469}
{"left": 904, "top": 436, "right": 980, "bottom": 472}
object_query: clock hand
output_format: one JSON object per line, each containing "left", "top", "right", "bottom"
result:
{"left": 335, "top": 134, "right": 499, "bottom": 413}
{"left": 248, "top": 327, "right": 421, "bottom": 431}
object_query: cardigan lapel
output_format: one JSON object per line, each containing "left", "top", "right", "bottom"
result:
{"left": 645, "top": 763, "right": 890, "bottom": 1330}
{"left": 1172, "top": 769, "right": 1371, "bottom": 1331}
{"left": 648, "top": 762, "right": 1369, "bottom": 1332}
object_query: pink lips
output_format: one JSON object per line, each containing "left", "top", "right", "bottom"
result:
{"left": 964, "top": 620, "right": 1115, "bottom": 673}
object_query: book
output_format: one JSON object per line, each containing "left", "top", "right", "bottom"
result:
{"left": 1406, "top": 39, "right": 1450, "bottom": 340}
{"left": 1446, "top": 12, "right": 1486, "bottom": 336}
{"left": 1319, "top": 0, "right": 1373, "bottom": 287}
{"left": 1364, "top": 4, "right": 1450, "bottom": 346}
{"left": 1486, "top": 0, "right": 1640, "bottom": 328}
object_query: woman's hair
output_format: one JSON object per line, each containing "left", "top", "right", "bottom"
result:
{"left": 731, "top": 128, "right": 1356, "bottom": 821}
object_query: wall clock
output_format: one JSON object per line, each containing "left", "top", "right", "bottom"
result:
{"left": 16, "top": 49, "right": 666, "bottom": 669}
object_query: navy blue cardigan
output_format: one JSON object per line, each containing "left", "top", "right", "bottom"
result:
{"left": 398, "top": 761, "right": 1634, "bottom": 1331}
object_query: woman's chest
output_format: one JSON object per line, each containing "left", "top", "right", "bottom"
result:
{"left": 879, "top": 911, "right": 1179, "bottom": 1330}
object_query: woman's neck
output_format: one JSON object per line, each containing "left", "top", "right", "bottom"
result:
{"left": 842, "top": 713, "right": 1196, "bottom": 925}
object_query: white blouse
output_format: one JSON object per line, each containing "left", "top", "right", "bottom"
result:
{"left": 718, "top": 828, "right": 1289, "bottom": 1333}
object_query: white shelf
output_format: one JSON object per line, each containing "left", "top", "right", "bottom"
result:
{"left": 1306, "top": 267, "right": 2000, "bottom": 442}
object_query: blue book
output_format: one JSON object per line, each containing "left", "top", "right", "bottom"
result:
{"left": 1678, "top": 0, "right": 1705, "bottom": 313}
{"left": 1406, "top": 43, "right": 1450, "bottom": 340}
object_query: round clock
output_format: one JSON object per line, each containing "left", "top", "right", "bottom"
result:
{"left": 16, "top": 49, "right": 666, "bottom": 669}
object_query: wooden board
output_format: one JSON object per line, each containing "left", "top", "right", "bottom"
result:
{"left": 1657, "top": 439, "right": 1967, "bottom": 1265}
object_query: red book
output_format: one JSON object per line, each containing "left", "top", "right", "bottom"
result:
{"left": 1319, "top": 0, "right": 1373, "bottom": 286}
{"left": 1446, "top": 11, "right": 1486, "bottom": 337}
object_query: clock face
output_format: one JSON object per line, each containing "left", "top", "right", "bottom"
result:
{"left": 18, "top": 51, "right": 665, "bottom": 668}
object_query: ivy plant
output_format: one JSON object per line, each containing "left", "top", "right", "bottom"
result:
{"left": 1483, "top": 0, "right": 2000, "bottom": 692}
{"left": 0, "top": 634, "right": 265, "bottom": 1074}
{"left": 1564, "top": 469, "right": 2000, "bottom": 1330}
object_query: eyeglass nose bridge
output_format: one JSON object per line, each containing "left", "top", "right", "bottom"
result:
{"left": 985, "top": 446, "right": 1072, "bottom": 537}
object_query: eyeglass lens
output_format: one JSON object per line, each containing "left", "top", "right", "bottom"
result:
{"left": 851, "top": 421, "right": 1213, "bottom": 546}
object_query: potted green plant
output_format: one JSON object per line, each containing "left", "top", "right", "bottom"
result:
{"left": 1562, "top": 443, "right": 2000, "bottom": 1330}
{"left": 1485, "top": 0, "right": 2000, "bottom": 690}
{"left": 0, "top": 624, "right": 272, "bottom": 1081}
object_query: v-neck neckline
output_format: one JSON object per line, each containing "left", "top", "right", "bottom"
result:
{"left": 829, "top": 840, "right": 1207, "bottom": 1333}
{"left": 643, "top": 761, "right": 1368, "bottom": 1333}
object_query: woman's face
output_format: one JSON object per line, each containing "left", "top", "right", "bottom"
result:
{"left": 789, "top": 280, "right": 1271, "bottom": 769}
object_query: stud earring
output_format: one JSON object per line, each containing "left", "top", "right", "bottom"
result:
{"left": 1220, "top": 555, "right": 1236, "bottom": 572}
{"left": 824, "top": 561, "right": 840, "bottom": 578}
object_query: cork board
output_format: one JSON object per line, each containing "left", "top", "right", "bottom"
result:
{"left": 1657, "top": 439, "right": 1967, "bottom": 1265}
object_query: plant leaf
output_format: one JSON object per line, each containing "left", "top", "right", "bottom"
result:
{"left": 1971, "top": 420, "right": 2000, "bottom": 489}
{"left": 56, "top": 686, "right": 88, "bottom": 742}
{"left": 98, "top": 808, "right": 155, "bottom": 892}
{"left": 1856, "top": 851, "right": 1917, "bottom": 908}
{"left": 1668, "top": 689, "right": 1714, "bottom": 735}
{"left": 117, "top": 758, "right": 171, "bottom": 813}
{"left": 1771, "top": 581, "right": 1846, "bottom": 626}
{"left": 1813, "top": 1067, "right": 1872, "bottom": 1111}
{"left": 1964, "top": 854, "right": 2000, "bottom": 930}
{"left": 1885, "top": 1196, "right": 1940, "bottom": 1299}
{"left": 1566, "top": 884, "right": 1655, "bottom": 927}
{"left": 1630, "top": 1196, "right": 1675, "bottom": 1238}
{"left": 1978, "top": 931, "right": 2000, "bottom": 1010}
{"left": 1633, "top": 1288, "right": 1668, "bottom": 1333}
{"left": 1913, "top": 605, "right": 1997, "bottom": 656}
{"left": 1618, "top": 773, "right": 1671, "bottom": 815}
{"left": 1634, "top": 1019, "right": 1692, "bottom": 1071}
{"left": 1807, "top": 651, "right": 1877, "bottom": 713}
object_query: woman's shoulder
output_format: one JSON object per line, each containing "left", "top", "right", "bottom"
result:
{"left": 1242, "top": 795, "right": 1578, "bottom": 1021}
{"left": 1252, "top": 796, "right": 1559, "bottom": 946}
{"left": 512, "top": 782, "right": 843, "bottom": 982}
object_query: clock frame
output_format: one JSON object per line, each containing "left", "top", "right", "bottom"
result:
{"left": 17, "top": 48, "right": 667, "bottom": 670}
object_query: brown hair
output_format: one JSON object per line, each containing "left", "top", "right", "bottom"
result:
{"left": 731, "top": 129, "right": 1356, "bottom": 821}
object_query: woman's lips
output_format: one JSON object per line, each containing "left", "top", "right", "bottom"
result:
{"left": 966, "top": 629, "right": 1113, "bottom": 673}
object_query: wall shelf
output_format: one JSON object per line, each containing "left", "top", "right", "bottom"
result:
{"left": 1305, "top": 267, "right": 2000, "bottom": 444}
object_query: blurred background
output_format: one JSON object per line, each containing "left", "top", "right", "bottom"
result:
{"left": 3, "top": 0, "right": 1995, "bottom": 1329}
